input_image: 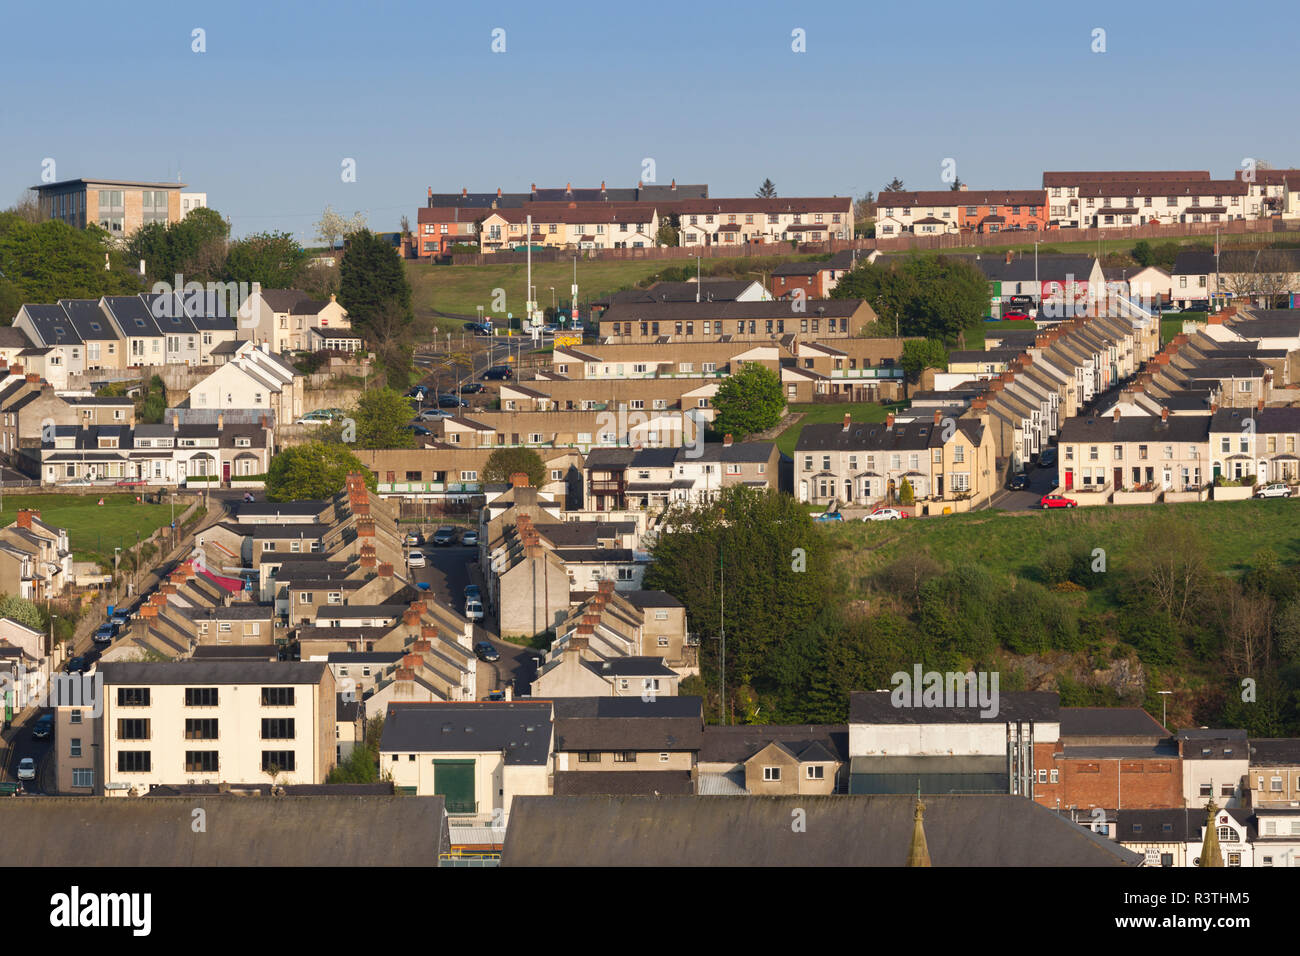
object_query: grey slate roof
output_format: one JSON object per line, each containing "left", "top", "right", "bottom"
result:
{"left": 623, "top": 589, "right": 684, "bottom": 609}
{"left": 1059, "top": 707, "right": 1168, "bottom": 737}
{"left": 1249, "top": 738, "right": 1300, "bottom": 765}
{"left": 380, "top": 701, "right": 553, "bottom": 765}
{"left": 1059, "top": 413, "right": 1211, "bottom": 444}
{"left": 500, "top": 794, "right": 1142, "bottom": 867}
{"left": 98, "top": 660, "right": 326, "bottom": 685}
{"left": 553, "top": 771, "right": 694, "bottom": 796}
{"left": 0, "top": 796, "right": 447, "bottom": 865}
{"left": 700, "top": 724, "right": 849, "bottom": 764}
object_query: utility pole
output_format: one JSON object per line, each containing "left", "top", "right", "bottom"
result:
{"left": 696, "top": 256, "right": 701, "bottom": 302}
{"left": 719, "top": 543, "right": 726, "bottom": 726}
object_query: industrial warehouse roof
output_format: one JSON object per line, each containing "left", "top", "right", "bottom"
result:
{"left": 849, "top": 690, "right": 1059, "bottom": 724}
{"left": 0, "top": 796, "right": 447, "bottom": 866}
{"left": 500, "top": 795, "right": 1142, "bottom": 867}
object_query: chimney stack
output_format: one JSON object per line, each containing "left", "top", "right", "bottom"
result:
{"left": 427, "top": 186, "right": 432, "bottom": 199}
{"left": 1005, "top": 250, "right": 1013, "bottom": 265}
{"left": 670, "top": 179, "right": 676, "bottom": 191}
{"left": 886, "top": 413, "right": 895, "bottom": 428}
{"left": 1113, "top": 407, "right": 1121, "bottom": 423}
{"left": 933, "top": 409, "right": 942, "bottom": 426}
{"left": 216, "top": 413, "right": 224, "bottom": 432}
{"left": 510, "top": 472, "right": 530, "bottom": 488}
{"left": 15, "top": 509, "right": 38, "bottom": 530}
{"left": 1161, "top": 407, "right": 1169, "bottom": 423}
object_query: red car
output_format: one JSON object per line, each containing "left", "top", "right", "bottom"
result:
{"left": 1040, "top": 494, "right": 1077, "bottom": 509}
{"left": 1003, "top": 310, "right": 1032, "bottom": 321}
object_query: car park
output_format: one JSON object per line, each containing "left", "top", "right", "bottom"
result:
{"left": 16, "top": 758, "right": 35, "bottom": 781}
{"left": 465, "top": 600, "right": 484, "bottom": 621}
{"left": 32, "top": 716, "right": 53, "bottom": 740}
{"left": 407, "top": 551, "right": 426, "bottom": 568}
{"left": 474, "top": 641, "right": 499, "bottom": 662}
{"left": 1256, "top": 483, "right": 1292, "bottom": 499}
{"left": 482, "top": 366, "right": 513, "bottom": 381}
{"left": 813, "top": 511, "right": 844, "bottom": 522}
{"left": 865, "top": 508, "right": 909, "bottom": 521}
{"left": 461, "top": 529, "right": 478, "bottom": 547}
{"left": 432, "top": 527, "right": 458, "bottom": 546}
{"left": 1040, "top": 494, "right": 1077, "bottom": 509}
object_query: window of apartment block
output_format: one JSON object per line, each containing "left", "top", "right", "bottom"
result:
{"left": 70, "top": 710, "right": 82, "bottom": 724}
{"left": 185, "top": 751, "right": 219, "bottom": 773}
{"left": 613, "top": 751, "right": 637, "bottom": 763}
{"left": 262, "top": 751, "right": 296, "bottom": 772}
{"left": 117, "top": 751, "right": 151, "bottom": 773}
{"left": 185, "top": 718, "right": 219, "bottom": 740}
{"left": 117, "top": 688, "right": 150, "bottom": 707}
{"left": 73, "top": 768, "right": 94, "bottom": 788}
{"left": 578, "top": 751, "right": 601, "bottom": 762}
{"left": 70, "top": 738, "right": 82, "bottom": 758}
{"left": 185, "top": 687, "right": 218, "bottom": 707}
{"left": 261, "top": 718, "right": 296, "bottom": 740}
{"left": 117, "top": 718, "right": 150, "bottom": 740}
{"left": 261, "top": 687, "right": 295, "bottom": 707}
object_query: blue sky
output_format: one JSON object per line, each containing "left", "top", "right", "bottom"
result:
{"left": 3, "top": 0, "right": 1297, "bottom": 243}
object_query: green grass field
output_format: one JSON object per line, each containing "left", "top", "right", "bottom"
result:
{"left": 0, "top": 494, "right": 180, "bottom": 566}
{"left": 775, "top": 402, "right": 906, "bottom": 457}
{"left": 405, "top": 255, "right": 826, "bottom": 338}
{"left": 821, "top": 497, "right": 1300, "bottom": 607}
{"left": 885, "top": 230, "right": 1284, "bottom": 259}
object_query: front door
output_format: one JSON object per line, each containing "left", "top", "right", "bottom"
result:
{"left": 222, "top": 462, "right": 231, "bottom": 484}
{"left": 1114, "top": 467, "right": 1123, "bottom": 489}
{"left": 1064, "top": 469, "right": 1074, "bottom": 490}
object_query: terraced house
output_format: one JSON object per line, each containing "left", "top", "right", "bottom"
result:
{"left": 795, "top": 409, "right": 996, "bottom": 511}
{"left": 1057, "top": 408, "right": 1212, "bottom": 497}
{"left": 478, "top": 202, "right": 658, "bottom": 252}
{"left": 873, "top": 189, "right": 1049, "bottom": 236}
{"left": 674, "top": 197, "right": 853, "bottom": 245}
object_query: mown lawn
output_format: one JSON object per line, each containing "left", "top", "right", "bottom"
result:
{"left": 819, "top": 497, "right": 1300, "bottom": 607}
{"left": 0, "top": 494, "right": 179, "bottom": 566}
{"left": 885, "top": 231, "right": 1279, "bottom": 259}
{"left": 1161, "top": 312, "right": 1206, "bottom": 344}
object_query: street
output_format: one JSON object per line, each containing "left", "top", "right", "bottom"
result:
{"left": 988, "top": 461, "right": 1059, "bottom": 511}
{"left": 405, "top": 539, "right": 541, "bottom": 698}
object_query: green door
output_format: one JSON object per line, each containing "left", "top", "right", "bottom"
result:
{"left": 434, "top": 760, "right": 476, "bottom": 814}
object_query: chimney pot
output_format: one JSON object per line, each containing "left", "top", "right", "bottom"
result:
{"left": 933, "top": 409, "right": 942, "bottom": 426}
{"left": 1161, "top": 407, "right": 1169, "bottom": 422}
{"left": 886, "top": 413, "right": 895, "bottom": 428}
{"left": 1113, "top": 407, "right": 1121, "bottom": 422}
{"left": 725, "top": 432, "right": 735, "bottom": 445}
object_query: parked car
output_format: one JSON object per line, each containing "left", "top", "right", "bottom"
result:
{"left": 407, "top": 551, "right": 426, "bottom": 568}
{"left": 418, "top": 409, "right": 453, "bottom": 421}
{"left": 465, "top": 584, "right": 482, "bottom": 603}
{"left": 1159, "top": 305, "right": 1182, "bottom": 315}
{"left": 93, "top": 624, "right": 115, "bottom": 645}
{"left": 404, "top": 424, "right": 432, "bottom": 436}
{"left": 111, "top": 613, "right": 129, "bottom": 630}
{"left": 865, "top": 508, "right": 908, "bottom": 521}
{"left": 465, "top": 600, "right": 484, "bottom": 621}
{"left": 1008, "top": 473, "right": 1030, "bottom": 490}
{"left": 1039, "top": 447, "right": 1058, "bottom": 468}
{"left": 484, "top": 691, "right": 507, "bottom": 702}
{"left": 436, "top": 394, "right": 469, "bottom": 408}
{"left": 460, "top": 382, "right": 484, "bottom": 394}
{"left": 295, "top": 410, "right": 336, "bottom": 425}
{"left": 115, "top": 479, "right": 148, "bottom": 487}
{"left": 1040, "top": 493, "right": 1077, "bottom": 509}
{"left": 541, "top": 325, "right": 561, "bottom": 335}
{"left": 460, "top": 529, "right": 479, "bottom": 547}
{"left": 16, "top": 758, "right": 35, "bottom": 781}
{"left": 432, "top": 527, "right": 458, "bottom": 546}
{"left": 405, "top": 531, "right": 424, "bottom": 546}
{"left": 474, "top": 641, "right": 499, "bottom": 662}
{"left": 1256, "top": 482, "right": 1292, "bottom": 499}
{"left": 813, "top": 511, "right": 844, "bottom": 522}
{"left": 32, "top": 716, "right": 53, "bottom": 740}
{"left": 406, "top": 386, "right": 429, "bottom": 400}
{"left": 482, "top": 366, "right": 513, "bottom": 381}
{"left": 66, "top": 656, "right": 88, "bottom": 674}
{"left": 1003, "top": 310, "right": 1032, "bottom": 321}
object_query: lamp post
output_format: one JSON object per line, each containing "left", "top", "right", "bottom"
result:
{"left": 1157, "top": 690, "right": 1172, "bottom": 728}
{"left": 113, "top": 547, "right": 121, "bottom": 606}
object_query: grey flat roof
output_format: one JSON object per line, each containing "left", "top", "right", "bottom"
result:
{"left": 849, "top": 690, "right": 1059, "bottom": 725}
{"left": 1059, "top": 707, "right": 1168, "bottom": 737}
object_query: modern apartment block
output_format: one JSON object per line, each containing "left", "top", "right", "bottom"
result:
{"left": 94, "top": 660, "right": 336, "bottom": 793}
{"left": 32, "top": 178, "right": 188, "bottom": 237}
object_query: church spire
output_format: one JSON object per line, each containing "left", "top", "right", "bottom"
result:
{"left": 1198, "top": 799, "right": 1223, "bottom": 867}
{"left": 907, "top": 791, "right": 932, "bottom": 867}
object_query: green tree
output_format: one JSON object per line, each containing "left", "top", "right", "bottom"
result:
{"left": 898, "top": 477, "right": 915, "bottom": 506}
{"left": 1131, "top": 240, "right": 1154, "bottom": 267}
{"left": 483, "top": 447, "right": 546, "bottom": 487}
{"left": 127, "top": 206, "right": 230, "bottom": 283}
{"left": 0, "top": 594, "right": 44, "bottom": 631}
{"left": 711, "top": 362, "right": 785, "bottom": 439}
{"left": 644, "top": 486, "right": 834, "bottom": 722}
{"left": 339, "top": 230, "right": 413, "bottom": 341}
{"left": 656, "top": 222, "right": 679, "bottom": 247}
{"left": 265, "top": 441, "right": 377, "bottom": 501}
{"left": 755, "top": 178, "right": 777, "bottom": 198}
{"left": 0, "top": 215, "right": 142, "bottom": 317}
{"left": 901, "top": 338, "right": 948, "bottom": 385}
{"left": 346, "top": 387, "right": 416, "bottom": 450}
{"left": 223, "top": 231, "right": 308, "bottom": 288}
{"left": 883, "top": 178, "right": 906, "bottom": 192}
{"left": 833, "top": 254, "right": 987, "bottom": 343}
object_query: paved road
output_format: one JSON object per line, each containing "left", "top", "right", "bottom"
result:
{"left": 988, "top": 462, "right": 1059, "bottom": 511}
{"left": 406, "top": 539, "right": 541, "bottom": 698}
{"left": 2, "top": 705, "right": 53, "bottom": 793}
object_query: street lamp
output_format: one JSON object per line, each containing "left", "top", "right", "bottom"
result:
{"left": 1157, "top": 690, "right": 1173, "bottom": 728}
{"left": 113, "top": 547, "right": 122, "bottom": 606}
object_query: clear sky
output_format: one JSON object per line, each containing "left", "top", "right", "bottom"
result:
{"left": 3, "top": 0, "right": 1297, "bottom": 243}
